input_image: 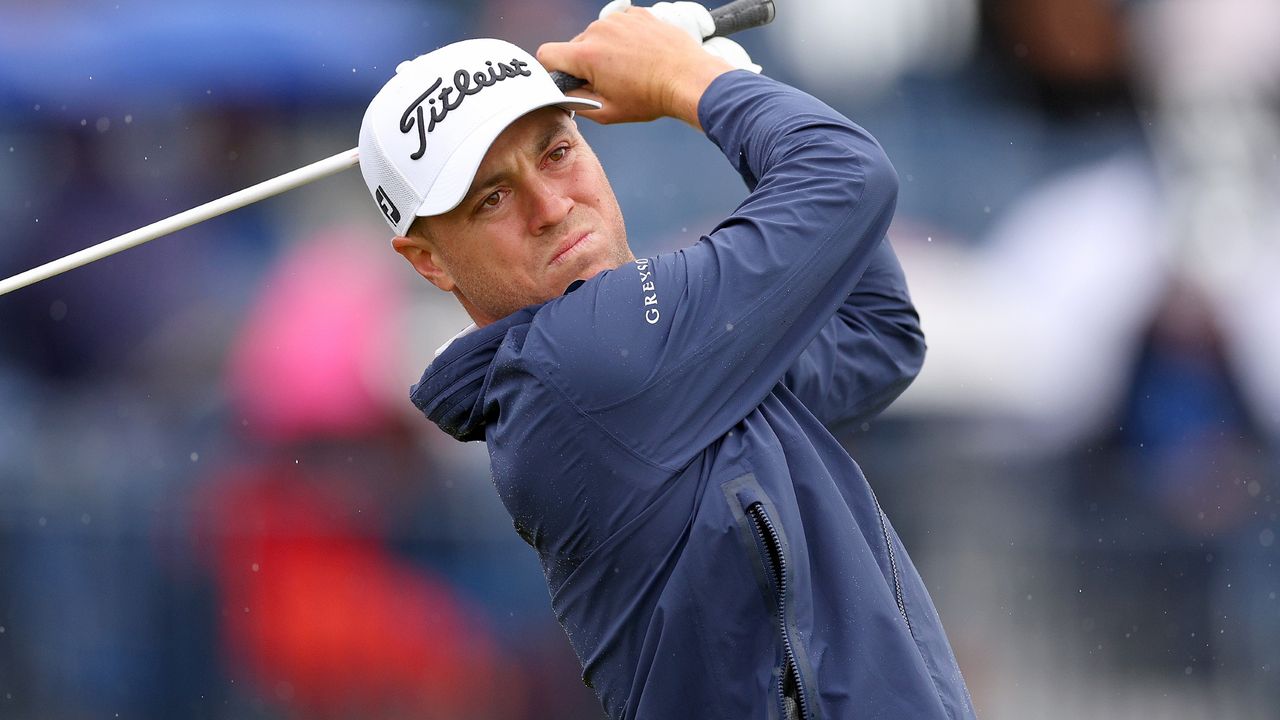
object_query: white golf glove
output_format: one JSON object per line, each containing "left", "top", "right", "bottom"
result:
{"left": 598, "top": 0, "right": 763, "bottom": 73}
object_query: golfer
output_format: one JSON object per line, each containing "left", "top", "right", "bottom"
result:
{"left": 357, "top": 4, "right": 977, "bottom": 718}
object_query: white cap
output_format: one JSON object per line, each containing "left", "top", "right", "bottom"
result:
{"left": 359, "top": 39, "right": 601, "bottom": 235}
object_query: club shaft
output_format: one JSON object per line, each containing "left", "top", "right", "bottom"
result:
{"left": 0, "top": 148, "right": 360, "bottom": 296}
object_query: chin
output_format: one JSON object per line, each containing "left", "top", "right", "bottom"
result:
{"left": 553, "top": 234, "right": 632, "bottom": 290}
{"left": 574, "top": 255, "right": 625, "bottom": 285}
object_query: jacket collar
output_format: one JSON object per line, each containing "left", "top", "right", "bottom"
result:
{"left": 409, "top": 306, "right": 535, "bottom": 441}
{"left": 409, "top": 281, "right": 586, "bottom": 441}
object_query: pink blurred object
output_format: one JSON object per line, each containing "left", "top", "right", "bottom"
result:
{"left": 227, "top": 233, "right": 405, "bottom": 441}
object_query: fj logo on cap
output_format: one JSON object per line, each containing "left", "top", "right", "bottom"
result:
{"left": 375, "top": 186, "right": 401, "bottom": 225}
{"left": 399, "top": 58, "right": 534, "bottom": 161}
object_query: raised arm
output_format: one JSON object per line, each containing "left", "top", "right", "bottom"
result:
{"left": 783, "top": 239, "right": 926, "bottom": 429}
{"left": 532, "top": 11, "right": 902, "bottom": 467}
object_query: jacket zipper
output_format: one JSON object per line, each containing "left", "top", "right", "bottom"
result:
{"left": 746, "top": 502, "right": 809, "bottom": 720}
{"left": 872, "top": 494, "right": 913, "bottom": 634}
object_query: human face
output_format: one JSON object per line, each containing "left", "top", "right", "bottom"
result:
{"left": 393, "top": 107, "right": 632, "bottom": 327}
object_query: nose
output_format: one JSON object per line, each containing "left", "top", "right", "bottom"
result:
{"left": 526, "top": 177, "right": 574, "bottom": 235}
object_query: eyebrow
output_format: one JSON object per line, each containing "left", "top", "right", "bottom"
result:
{"left": 465, "top": 118, "right": 572, "bottom": 205}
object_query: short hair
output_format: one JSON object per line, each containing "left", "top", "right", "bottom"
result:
{"left": 406, "top": 216, "right": 434, "bottom": 245}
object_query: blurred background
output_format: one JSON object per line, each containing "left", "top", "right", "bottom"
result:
{"left": 0, "top": 0, "right": 1276, "bottom": 717}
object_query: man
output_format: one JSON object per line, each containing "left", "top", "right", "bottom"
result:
{"left": 357, "top": 4, "right": 977, "bottom": 718}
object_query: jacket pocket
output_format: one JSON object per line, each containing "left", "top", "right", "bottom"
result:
{"left": 871, "top": 491, "right": 914, "bottom": 635}
{"left": 722, "top": 474, "right": 817, "bottom": 720}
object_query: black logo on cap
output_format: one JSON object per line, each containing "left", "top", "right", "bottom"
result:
{"left": 375, "top": 186, "right": 401, "bottom": 225}
{"left": 400, "top": 58, "right": 533, "bottom": 161}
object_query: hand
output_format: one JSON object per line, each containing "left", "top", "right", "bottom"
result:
{"left": 537, "top": 7, "right": 735, "bottom": 128}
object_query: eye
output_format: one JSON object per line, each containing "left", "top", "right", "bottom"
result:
{"left": 547, "top": 145, "right": 569, "bottom": 163}
{"left": 474, "top": 188, "right": 507, "bottom": 214}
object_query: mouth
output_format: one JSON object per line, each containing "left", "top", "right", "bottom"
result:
{"left": 549, "top": 231, "right": 592, "bottom": 267}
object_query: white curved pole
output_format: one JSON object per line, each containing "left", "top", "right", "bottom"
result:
{"left": 0, "top": 147, "right": 360, "bottom": 296}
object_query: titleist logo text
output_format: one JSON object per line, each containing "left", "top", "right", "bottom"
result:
{"left": 400, "top": 58, "right": 533, "bottom": 160}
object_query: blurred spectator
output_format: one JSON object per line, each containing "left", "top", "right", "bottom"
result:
{"left": 883, "top": 0, "right": 1279, "bottom": 711}
{"left": 200, "top": 235, "right": 519, "bottom": 719}
{"left": 1073, "top": 277, "right": 1275, "bottom": 680}
{"left": 769, "top": 0, "right": 978, "bottom": 100}
{"left": 204, "top": 464, "right": 513, "bottom": 719}
{"left": 891, "top": 0, "right": 1278, "bottom": 450}
{"left": 985, "top": 0, "right": 1130, "bottom": 115}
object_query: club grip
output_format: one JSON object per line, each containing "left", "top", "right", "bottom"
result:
{"left": 551, "top": 0, "right": 775, "bottom": 93}
{"left": 708, "top": 0, "right": 775, "bottom": 38}
{"left": 551, "top": 71, "right": 587, "bottom": 94}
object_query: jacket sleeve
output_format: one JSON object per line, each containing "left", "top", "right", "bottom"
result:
{"left": 782, "top": 237, "right": 926, "bottom": 430}
{"left": 529, "top": 71, "right": 903, "bottom": 468}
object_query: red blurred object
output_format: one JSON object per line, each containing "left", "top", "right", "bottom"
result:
{"left": 204, "top": 463, "right": 514, "bottom": 719}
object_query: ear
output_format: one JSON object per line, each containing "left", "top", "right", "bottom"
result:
{"left": 392, "top": 234, "right": 456, "bottom": 293}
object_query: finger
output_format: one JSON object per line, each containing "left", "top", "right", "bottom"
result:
{"left": 574, "top": 104, "right": 623, "bottom": 125}
{"left": 564, "top": 87, "right": 604, "bottom": 107}
{"left": 564, "top": 87, "right": 614, "bottom": 124}
{"left": 537, "top": 40, "right": 588, "bottom": 79}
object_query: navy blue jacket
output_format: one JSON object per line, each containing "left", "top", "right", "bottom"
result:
{"left": 412, "top": 71, "right": 977, "bottom": 720}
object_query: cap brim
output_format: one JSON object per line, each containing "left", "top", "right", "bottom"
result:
{"left": 413, "top": 96, "right": 601, "bottom": 219}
